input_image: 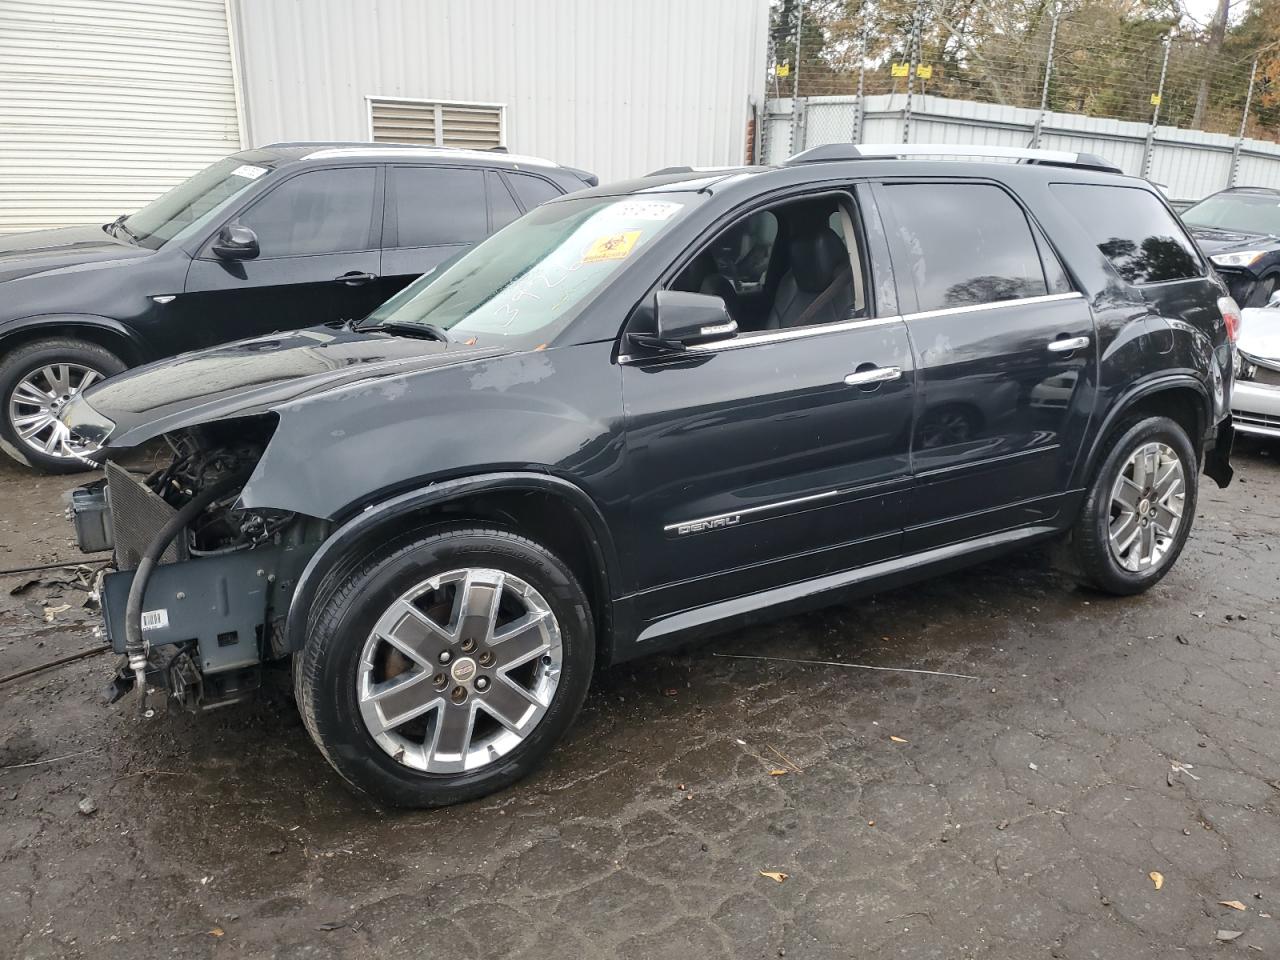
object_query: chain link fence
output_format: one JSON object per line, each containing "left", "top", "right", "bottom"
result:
{"left": 760, "top": 0, "right": 1280, "bottom": 201}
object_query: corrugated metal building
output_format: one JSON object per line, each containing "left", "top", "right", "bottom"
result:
{"left": 0, "top": 0, "right": 769, "bottom": 233}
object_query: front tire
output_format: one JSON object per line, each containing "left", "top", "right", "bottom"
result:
{"left": 295, "top": 525, "right": 595, "bottom": 808}
{"left": 0, "top": 337, "right": 126, "bottom": 473}
{"left": 1070, "top": 415, "right": 1198, "bottom": 595}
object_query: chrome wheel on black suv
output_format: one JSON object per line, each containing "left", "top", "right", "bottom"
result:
{"left": 0, "top": 337, "right": 124, "bottom": 473}
{"left": 1071, "top": 416, "right": 1199, "bottom": 595}
{"left": 296, "top": 526, "right": 593, "bottom": 808}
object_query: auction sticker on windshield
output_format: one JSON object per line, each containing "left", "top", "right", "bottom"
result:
{"left": 582, "top": 230, "right": 642, "bottom": 263}
{"left": 610, "top": 200, "right": 683, "bottom": 221}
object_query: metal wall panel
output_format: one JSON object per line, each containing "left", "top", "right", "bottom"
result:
{"left": 774, "top": 93, "right": 1280, "bottom": 203}
{"left": 231, "top": 0, "right": 771, "bottom": 185}
{"left": 0, "top": 0, "right": 242, "bottom": 232}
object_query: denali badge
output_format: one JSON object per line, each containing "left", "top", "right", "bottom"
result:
{"left": 675, "top": 514, "right": 741, "bottom": 537}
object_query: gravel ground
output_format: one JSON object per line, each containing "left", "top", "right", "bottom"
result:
{"left": 2, "top": 441, "right": 1279, "bottom": 959}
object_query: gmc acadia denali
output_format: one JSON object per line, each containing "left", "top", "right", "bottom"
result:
{"left": 59, "top": 144, "right": 1235, "bottom": 807}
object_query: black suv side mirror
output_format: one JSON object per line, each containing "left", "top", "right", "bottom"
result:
{"left": 211, "top": 224, "right": 260, "bottom": 261}
{"left": 647, "top": 291, "right": 737, "bottom": 349}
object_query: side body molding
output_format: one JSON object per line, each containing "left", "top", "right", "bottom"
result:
{"left": 280, "top": 471, "right": 623, "bottom": 657}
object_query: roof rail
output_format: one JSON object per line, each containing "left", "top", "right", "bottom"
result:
{"left": 783, "top": 143, "right": 1123, "bottom": 174}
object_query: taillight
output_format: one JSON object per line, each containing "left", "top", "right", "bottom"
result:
{"left": 1218, "top": 295, "right": 1241, "bottom": 343}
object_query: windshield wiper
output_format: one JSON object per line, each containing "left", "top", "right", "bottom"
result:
{"left": 106, "top": 214, "right": 140, "bottom": 244}
{"left": 357, "top": 319, "right": 451, "bottom": 343}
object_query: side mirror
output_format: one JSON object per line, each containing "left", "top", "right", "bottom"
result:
{"left": 211, "top": 224, "right": 259, "bottom": 260}
{"left": 650, "top": 290, "right": 737, "bottom": 349}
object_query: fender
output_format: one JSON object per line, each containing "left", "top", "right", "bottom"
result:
{"left": 1073, "top": 372, "right": 1213, "bottom": 488}
{"left": 280, "top": 471, "right": 623, "bottom": 657}
{"left": 0, "top": 313, "right": 151, "bottom": 363}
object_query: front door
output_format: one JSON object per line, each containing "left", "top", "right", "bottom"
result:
{"left": 177, "top": 165, "right": 385, "bottom": 349}
{"left": 621, "top": 190, "right": 916, "bottom": 633}
{"left": 872, "top": 180, "right": 1098, "bottom": 549}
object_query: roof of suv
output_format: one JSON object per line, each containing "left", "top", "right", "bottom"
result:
{"left": 573, "top": 144, "right": 1160, "bottom": 206}
{"left": 243, "top": 141, "right": 597, "bottom": 185}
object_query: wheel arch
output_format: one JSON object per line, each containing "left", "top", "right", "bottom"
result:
{"left": 0, "top": 315, "right": 149, "bottom": 367}
{"left": 1074, "top": 376, "right": 1211, "bottom": 488}
{"left": 283, "top": 472, "right": 621, "bottom": 667}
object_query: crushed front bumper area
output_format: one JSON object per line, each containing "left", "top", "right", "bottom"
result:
{"left": 74, "top": 464, "right": 322, "bottom": 711}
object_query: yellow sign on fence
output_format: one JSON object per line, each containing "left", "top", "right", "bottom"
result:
{"left": 1150, "top": 93, "right": 1161, "bottom": 106}
{"left": 891, "top": 63, "right": 933, "bottom": 79}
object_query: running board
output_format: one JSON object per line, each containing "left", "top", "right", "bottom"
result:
{"left": 636, "top": 525, "right": 1059, "bottom": 644}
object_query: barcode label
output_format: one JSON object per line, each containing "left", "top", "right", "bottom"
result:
{"left": 140, "top": 609, "right": 169, "bottom": 631}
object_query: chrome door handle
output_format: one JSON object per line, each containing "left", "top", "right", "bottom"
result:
{"left": 844, "top": 366, "right": 902, "bottom": 386}
{"left": 1047, "top": 335, "right": 1090, "bottom": 353}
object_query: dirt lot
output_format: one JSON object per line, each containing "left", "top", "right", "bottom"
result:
{"left": 2, "top": 442, "right": 1279, "bottom": 959}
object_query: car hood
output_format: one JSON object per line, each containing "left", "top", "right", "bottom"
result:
{"left": 1238, "top": 306, "right": 1280, "bottom": 364}
{"left": 0, "top": 224, "right": 151, "bottom": 283}
{"left": 1188, "top": 225, "right": 1280, "bottom": 257}
{"left": 61, "top": 325, "right": 510, "bottom": 449}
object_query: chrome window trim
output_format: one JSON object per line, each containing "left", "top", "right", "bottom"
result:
{"left": 684, "top": 314, "right": 907, "bottom": 354}
{"left": 905, "top": 291, "right": 1083, "bottom": 322}
{"left": 620, "top": 292, "right": 1086, "bottom": 364}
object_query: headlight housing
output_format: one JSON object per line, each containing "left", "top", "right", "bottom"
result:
{"left": 1210, "top": 250, "right": 1269, "bottom": 269}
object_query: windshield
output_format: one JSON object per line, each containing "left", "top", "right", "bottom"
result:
{"left": 119, "top": 156, "right": 273, "bottom": 249}
{"left": 1183, "top": 192, "right": 1280, "bottom": 237}
{"left": 360, "top": 194, "right": 697, "bottom": 347}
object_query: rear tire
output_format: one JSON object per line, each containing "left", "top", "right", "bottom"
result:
{"left": 1070, "top": 415, "right": 1198, "bottom": 595}
{"left": 295, "top": 525, "right": 595, "bottom": 808}
{"left": 0, "top": 337, "right": 125, "bottom": 473}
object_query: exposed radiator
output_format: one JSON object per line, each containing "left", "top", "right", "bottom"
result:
{"left": 105, "top": 462, "right": 188, "bottom": 570}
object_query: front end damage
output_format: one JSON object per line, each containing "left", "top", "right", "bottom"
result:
{"left": 71, "top": 417, "right": 328, "bottom": 712}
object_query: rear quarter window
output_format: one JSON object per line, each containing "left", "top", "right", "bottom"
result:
{"left": 1052, "top": 183, "right": 1203, "bottom": 284}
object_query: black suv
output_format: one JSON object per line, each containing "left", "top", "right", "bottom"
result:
{"left": 61, "top": 144, "right": 1236, "bottom": 808}
{"left": 0, "top": 143, "right": 594, "bottom": 472}
{"left": 1183, "top": 185, "right": 1280, "bottom": 308}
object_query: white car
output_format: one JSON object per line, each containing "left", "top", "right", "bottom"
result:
{"left": 1233, "top": 291, "right": 1280, "bottom": 438}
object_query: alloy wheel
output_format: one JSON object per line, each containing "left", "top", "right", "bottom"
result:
{"left": 357, "top": 568, "right": 563, "bottom": 774}
{"left": 7, "top": 362, "right": 102, "bottom": 460}
{"left": 1107, "top": 441, "right": 1185, "bottom": 572}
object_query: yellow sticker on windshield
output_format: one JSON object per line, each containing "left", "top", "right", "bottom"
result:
{"left": 582, "top": 230, "right": 641, "bottom": 263}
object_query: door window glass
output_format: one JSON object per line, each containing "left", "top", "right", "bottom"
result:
{"left": 388, "top": 166, "right": 487, "bottom": 248}
{"left": 236, "top": 167, "right": 376, "bottom": 258}
{"left": 506, "top": 172, "right": 562, "bottom": 211}
{"left": 882, "top": 183, "right": 1048, "bottom": 312}
{"left": 672, "top": 194, "right": 865, "bottom": 333}
{"left": 1053, "top": 183, "right": 1204, "bottom": 284}
{"left": 487, "top": 171, "right": 522, "bottom": 232}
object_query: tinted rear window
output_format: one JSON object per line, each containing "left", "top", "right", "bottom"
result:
{"left": 507, "top": 172, "right": 562, "bottom": 211}
{"left": 1052, "top": 183, "right": 1203, "bottom": 284}
{"left": 880, "top": 182, "right": 1048, "bottom": 312}
{"left": 389, "top": 166, "right": 487, "bottom": 248}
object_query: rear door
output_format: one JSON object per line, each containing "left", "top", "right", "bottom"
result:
{"left": 376, "top": 165, "right": 505, "bottom": 306}
{"left": 872, "top": 179, "right": 1098, "bottom": 548}
{"left": 180, "top": 165, "right": 383, "bottom": 345}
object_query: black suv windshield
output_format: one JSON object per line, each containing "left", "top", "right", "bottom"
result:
{"left": 119, "top": 156, "right": 273, "bottom": 249}
{"left": 1183, "top": 192, "right": 1280, "bottom": 237}
{"left": 362, "top": 193, "right": 698, "bottom": 347}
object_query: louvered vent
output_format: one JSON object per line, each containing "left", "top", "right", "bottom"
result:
{"left": 368, "top": 98, "right": 504, "bottom": 149}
